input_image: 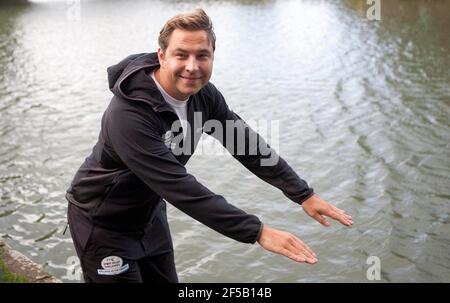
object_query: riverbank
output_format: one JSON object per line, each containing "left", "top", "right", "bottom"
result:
{"left": 0, "top": 240, "right": 61, "bottom": 283}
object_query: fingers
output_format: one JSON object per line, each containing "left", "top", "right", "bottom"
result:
{"left": 277, "top": 233, "right": 318, "bottom": 264}
{"left": 312, "top": 213, "right": 331, "bottom": 227}
{"left": 312, "top": 208, "right": 353, "bottom": 227}
{"left": 280, "top": 248, "right": 307, "bottom": 263}
{"left": 324, "top": 206, "right": 353, "bottom": 227}
{"left": 281, "top": 243, "right": 317, "bottom": 264}
{"left": 331, "top": 206, "right": 345, "bottom": 214}
{"left": 331, "top": 205, "right": 351, "bottom": 219}
{"left": 296, "top": 238, "right": 317, "bottom": 258}
{"left": 331, "top": 207, "right": 353, "bottom": 226}
{"left": 257, "top": 225, "right": 318, "bottom": 265}
{"left": 288, "top": 238, "right": 317, "bottom": 263}
{"left": 343, "top": 213, "right": 353, "bottom": 226}
{"left": 302, "top": 195, "right": 354, "bottom": 227}
{"left": 331, "top": 210, "right": 352, "bottom": 226}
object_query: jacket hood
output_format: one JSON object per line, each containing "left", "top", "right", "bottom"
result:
{"left": 107, "top": 52, "right": 167, "bottom": 110}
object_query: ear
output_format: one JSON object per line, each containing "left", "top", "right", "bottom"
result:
{"left": 157, "top": 48, "right": 165, "bottom": 67}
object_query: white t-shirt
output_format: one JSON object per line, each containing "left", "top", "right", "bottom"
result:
{"left": 150, "top": 71, "right": 188, "bottom": 139}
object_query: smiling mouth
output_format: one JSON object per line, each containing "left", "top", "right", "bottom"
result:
{"left": 180, "top": 76, "right": 201, "bottom": 80}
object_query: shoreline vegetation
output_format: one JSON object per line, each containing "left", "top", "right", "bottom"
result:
{"left": 0, "top": 240, "right": 61, "bottom": 283}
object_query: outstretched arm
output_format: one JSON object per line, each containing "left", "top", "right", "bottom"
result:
{"left": 207, "top": 84, "right": 314, "bottom": 204}
{"left": 106, "top": 100, "right": 262, "bottom": 244}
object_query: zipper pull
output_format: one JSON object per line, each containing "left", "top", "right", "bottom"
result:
{"left": 62, "top": 222, "right": 69, "bottom": 235}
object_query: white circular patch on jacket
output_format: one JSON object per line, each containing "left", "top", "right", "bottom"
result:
{"left": 97, "top": 256, "right": 129, "bottom": 276}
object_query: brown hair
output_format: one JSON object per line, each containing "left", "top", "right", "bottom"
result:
{"left": 158, "top": 8, "right": 216, "bottom": 53}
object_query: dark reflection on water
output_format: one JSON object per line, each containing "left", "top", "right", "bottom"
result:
{"left": 0, "top": 0, "right": 449, "bottom": 282}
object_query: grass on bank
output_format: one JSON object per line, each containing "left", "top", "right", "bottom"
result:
{"left": 0, "top": 246, "right": 30, "bottom": 283}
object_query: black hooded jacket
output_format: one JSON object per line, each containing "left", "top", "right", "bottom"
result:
{"left": 66, "top": 53, "right": 314, "bottom": 244}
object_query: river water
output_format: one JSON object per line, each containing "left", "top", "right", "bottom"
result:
{"left": 0, "top": 0, "right": 449, "bottom": 282}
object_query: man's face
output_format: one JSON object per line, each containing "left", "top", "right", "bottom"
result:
{"left": 157, "top": 29, "right": 214, "bottom": 100}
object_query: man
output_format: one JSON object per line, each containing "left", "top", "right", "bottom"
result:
{"left": 66, "top": 8, "right": 353, "bottom": 283}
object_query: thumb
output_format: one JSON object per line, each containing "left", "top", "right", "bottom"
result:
{"left": 312, "top": 213, "right": 331, "bottom": 227}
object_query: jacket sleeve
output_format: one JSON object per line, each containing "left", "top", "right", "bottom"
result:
{"left": 105, "top": 101, "right": 263, "bottom": 244}
{"left": 206, "top": 84, "right": 314, "bottom": 205}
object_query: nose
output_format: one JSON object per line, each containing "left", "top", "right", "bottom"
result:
{"left": 185, "top": 56, "right": 199, "bottom": 73}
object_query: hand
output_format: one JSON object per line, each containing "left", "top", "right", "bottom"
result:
{"left": 257, "top": 224, "right": 318, "bottom": 264}
{"left": 302, "top": 194, "right": 353, "bottom": 227}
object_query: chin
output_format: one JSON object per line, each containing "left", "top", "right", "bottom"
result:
{"left": 180, "top": 86, "right": 201, "bottom": 97}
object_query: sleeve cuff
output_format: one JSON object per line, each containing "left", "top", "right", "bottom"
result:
{"left": 297, "top": 190, "right": 315, "bottom": 205}
{"left": 252, "top": 222, "right": 264, "bottom": 244}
